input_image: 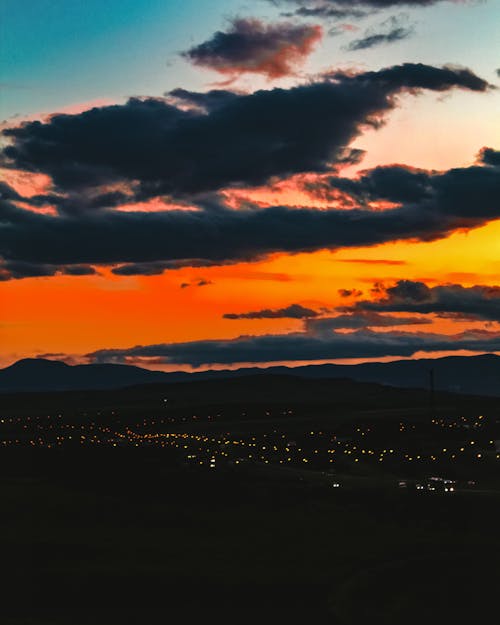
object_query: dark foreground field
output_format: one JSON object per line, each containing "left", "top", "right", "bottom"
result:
{"left": 1, "top": 449, "right": 499, "bottom": 625}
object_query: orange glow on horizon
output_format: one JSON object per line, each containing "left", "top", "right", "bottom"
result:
{"left": 1, "top": 217, "right": 499, "bottom": 368}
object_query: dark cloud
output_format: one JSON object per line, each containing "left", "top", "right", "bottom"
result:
{"left": 305, "top": 311, "right": 427, "bottom": 331}
{"left": 182, "top": 18, "right": 322, "bottom": 79}
{"left": 178, "top": 279, "right": 213, "bottom": 289}
{"left": 326, "top": 63, "right": 491, "bottom": 93}
{"left": 0, "top": 260, "right": 97, "bottom": 281}
{"left": 291, "top": 6, "right": 366, "bottom": 19}
{"left": 385, "top": 279, "right": 431, "bottom": 301}
{"left": 318, "top": 0, "right": 468, "bottom": 5}
{"left": 319, "top": 164, "right": 432, "bottom": 203}
{"left": 112, "top": 262, "right": 172, "bottom": 277}
{"left": 0, "top": 65, "right": 496, "bottom": 276}
{"left": 350, "top": 280, "right": 500, "bottom": 322}
{"left": 3, "top": 183, "right": 133, "bottom": 217}
{"left": 0, "top": 261, "right": 59, "bottom": 281}
{"left": 112, "top": 258, "right": 224, "bottom": 276}
{"left": 60, "top": 265, "right": 97, "bottom": 276}
{"left": 0, "top": 147, "right": 498, "bottom": 272}
{"left": 2, "top": 64, "right": 490, "bottom": 200}
{"left": 307, "top": 150, "right": 500, "bottom": 223}
{"left": 347, "top": 27, "right": 411, "bottom": 50}
{"left": 347, "top": 15, "right": 414, "bottom": 50}
{"left": 223, "top": 302, "right": 428, "bottom": 326}
{"left": 272, "top": 0, "right": 473, "bottom": 21}
{"left": 478, "top": 147, "right": 500, "bottom": 168}
{"left": 166, "top": 88, "right": 240, "bottom": 113}
{"left": 87, "top": 327, "right": 500, "bottom": 366}
{"left": 0, "top": 181, "right": 23, "bottom": 202}
{"left": 338, "top": 288, "right": 363, "bottom": 297}
{"left": 224, "top": 304, "right": 321, "bottom": 319}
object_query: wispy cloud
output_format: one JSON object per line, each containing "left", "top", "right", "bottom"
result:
{"left": 347, "top": 15, "right": 414, "bottom": 50}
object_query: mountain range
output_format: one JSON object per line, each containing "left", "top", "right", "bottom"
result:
{"left": 0, "top": 354, "right": 498, "bottom": 396}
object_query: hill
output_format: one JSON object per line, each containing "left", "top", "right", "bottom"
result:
{"left": 0, "top": 353, "right": 498, "bottom": 396}
{"left": 0, "top": 358, "right": 170, "bottom": 393}
{"left": 0, "top": 372, "right": 498, "bottom": 424}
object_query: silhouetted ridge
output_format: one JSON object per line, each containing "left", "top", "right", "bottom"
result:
{"left": 0, "top": 354, "right": 498, "bottom": 395}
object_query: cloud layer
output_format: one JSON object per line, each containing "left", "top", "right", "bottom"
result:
{"left": 2, "top": 64, "right": 490, "bottom": 199}
{"left": 0, "top": 144, "right": 497, "bottom": 280}
{"left": 0, "top": 64, "right": 495, "bottom": 280}
{"left": 83, "top": 275, "right": 500, "bottom": 366}
{"left": 88, "top": 327, "right": 500, "bottom": 366}
{"left": 349, "top": 280, "right": 500, "bottom": 322}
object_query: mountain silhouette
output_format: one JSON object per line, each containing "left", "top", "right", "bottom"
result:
{"left": 0, "top": 354, "right": 498, "bottom": 396}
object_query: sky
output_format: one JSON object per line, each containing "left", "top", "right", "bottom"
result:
{"left": 0, "top": 0, "right": 499, "bottom": 370}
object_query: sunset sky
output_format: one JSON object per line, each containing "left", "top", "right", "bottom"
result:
{"left": 1, "top": 0, "right": 499, "bottom": 370}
